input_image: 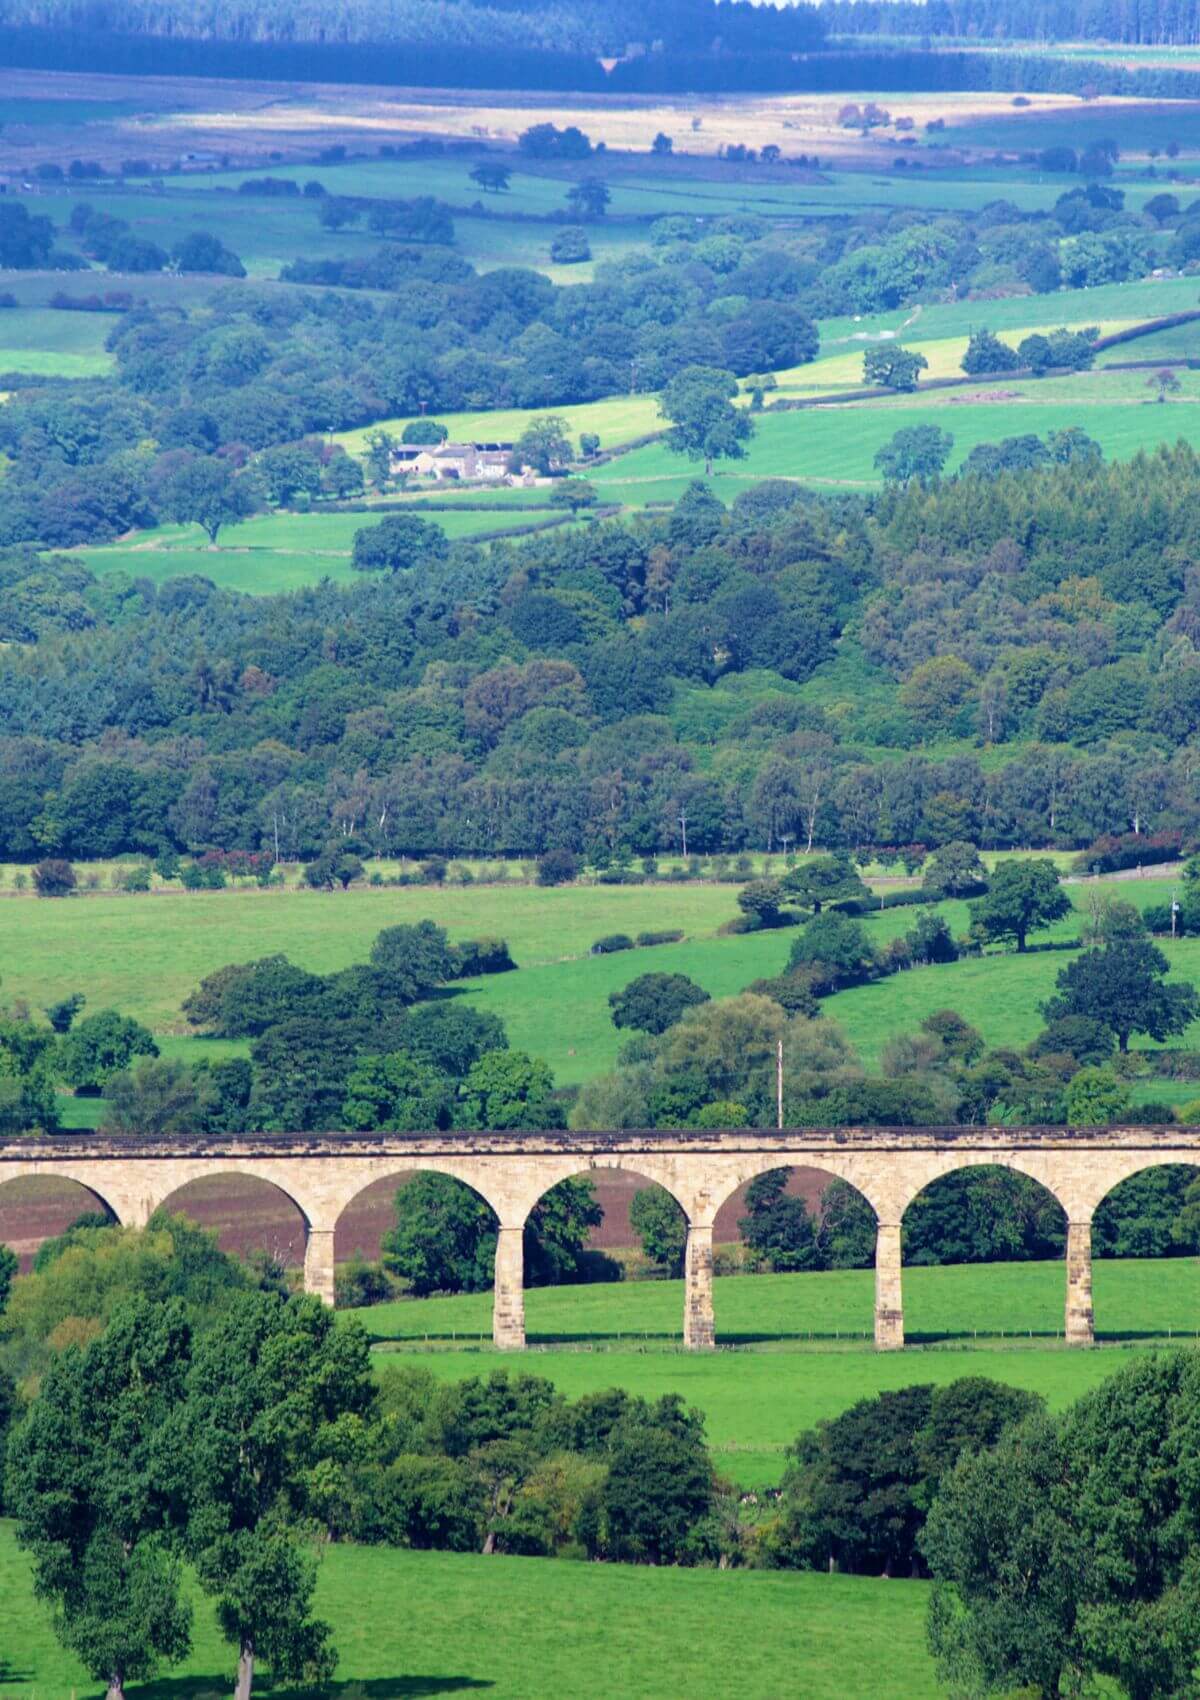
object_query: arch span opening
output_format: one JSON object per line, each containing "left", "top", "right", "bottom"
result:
{"left": 154, "top": 1173, "right": 308, "bottom": 1271}
{"left": 710, "top": 1164, "right": 878, "bottom": 1346}
{"left": 0, "top": 1175, "right": 117, "bottom": 1271}
{"left": 518, "top": 1165, "right": 693, "bottom": 1345}
{"left": 1091, "top": 1162, "right": 1200, "bottom": 1341}
{"left": 900, "top": 1164, "right": 1067, "bottom": 1343}
{"left": 334, "top": 1169, "right": 503, "bottom": 1340}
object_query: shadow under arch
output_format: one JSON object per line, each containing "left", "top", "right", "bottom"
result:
{"left": 1089, "top": 1157, "right": 1200, "bottom": 1341}
{"left": 707, "top": 1160, "right": 879, "bottom": 1346}
{"left": 152, "top": 1170, "right": 311, "bottom": 1271}
{"left": 0, "top": 1172, "right": 120, "bottom": 1270}
{"left": 899, "top": 1162, "right": 1069, "bottom": 1344}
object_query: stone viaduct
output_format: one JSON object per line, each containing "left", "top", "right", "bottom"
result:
{"left": 2, "top": 1127, "right": 1197, "bottom": 1350}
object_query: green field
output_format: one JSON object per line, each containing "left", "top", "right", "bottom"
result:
{"left": 0, "top": 881, "right": 743, "bottom": 1037}
{"left": 359, "top": 1259, "right": 1200, "bottom": 1488}
{"left": 0, "top": 304, "right": 115, "bottom": 377}
{"left": 0, "top": 874, "right": 1194, "bottom": 1086}
{"left": 594, "top": 385, "right": 1200, "bottom": 497}
{"left": 78, "top": 506, "right": 573, "bottom": 592}
{"left": 0, "top": 1518, "right": 940, "bottom": 1700}
{"left": 394, "top": 1341, "right": 1167, "bottom": 1489}
{"left": 358, "top": 1256, "right": 1200, "bottom": 1352}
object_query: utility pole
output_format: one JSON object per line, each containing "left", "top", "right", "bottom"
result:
{"left": 679, "top": 809, "right": 689, "bottom": 860}
{"left": 1172, "top": 887, "right": 1180, "bottom": 939}
{"left": 776, "top": 1038, "right": 784, "bottom": 1131}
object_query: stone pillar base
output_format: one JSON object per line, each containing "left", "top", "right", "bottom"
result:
{"left": 493, "top": 1226, "right": 526, "bottom": 1349}
{"left": 684, "top": 1224, "right": 716, "bottom": 1350}
{"left": 875, "top": 1221, "right": 904, "bottom": 1350}
{"left": 304, "top": 1228, "right": 336, "bottom": 1307}
{"left": 1066, "top": 1219, "right": 1094, "bottom": 1346}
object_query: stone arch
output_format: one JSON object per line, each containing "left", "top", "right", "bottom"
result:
{"left": 898, "top": 1157, "right": 1075, "bottom": 1346}
{"left": 513, "top": 1161, "right": 697, "bottom": 1345}
{"left": 887, "top": 1151, "right": 1076, "bottom": 1225}
{"left": 708, "top": 1155, "right": 885, "bottom": 1230}
{"left": 1088, "top": 1157, "right": 1200, "bottom": 1339}
{"left": 0, "top": 1171, "right": 121, "bottom": 1269}
{"left": 327, "top": 1161, "right": 516, "bottom": 1332}
{"left": 152, "top": 1170, "right": 311, "bottom": 1270}
{"left": 707, "top": 1158, "right": 879, "bottom": 1347}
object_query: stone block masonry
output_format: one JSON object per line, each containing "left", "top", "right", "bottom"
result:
{"left": 2, "top": 1126, "right": 1195, "bottom": 1350}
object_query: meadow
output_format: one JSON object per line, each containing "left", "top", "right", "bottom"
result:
{"left": 594, "top": 383, "right": 1200, "bottom": 497}
{"left": 78, "top": 505, "right": 575, "bottom": 593}
{"left": 1, "top": 873, "right": 1194, "bottom": 1088}
{"left": 0, "top": 1520, "right": 941, "bottom": 1699}
{"left": 356, "top": 1258, "right": 1200, "bottom": 1489}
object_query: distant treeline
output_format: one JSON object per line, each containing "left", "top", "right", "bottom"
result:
{"left": 0, "top": 0, "right": 826, "bottom": 58}
{"left": 3, "top": 20, "right": 1200, "bottom": 96}
{"left": 825, "top": 0, "right": 1200, "bottom": 46}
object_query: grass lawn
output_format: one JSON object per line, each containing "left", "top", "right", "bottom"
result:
{"left": 336, "top": 391, "right": 664, "bottom": 459}
{"left": 0, "top": 305, "right": 116, "bottom": 377}
{"left": 0, "top": 873, "right": 1191, "bottom": 1080}
{"left": 357, "top": 1258, "right": 1200, "bottom": 1487}
{"left": 0, "top": 1520, "right": 940, "bottom": 1699}
{"left": 390, "top": 1341, "right": 1161, "bottom": 1488}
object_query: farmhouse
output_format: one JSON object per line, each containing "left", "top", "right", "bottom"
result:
{"left": 390, "top": 439, "right": 525, "bottom": 482}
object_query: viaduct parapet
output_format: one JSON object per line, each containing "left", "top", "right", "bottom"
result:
{"left": 3, "top": 1126, "right": 1195, "bottom": 1350}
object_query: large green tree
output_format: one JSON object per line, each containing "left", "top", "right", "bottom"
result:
{"left": 158, "top": 454, "right": 254, "bottom": 545}
{"left": 967, "top": 858, "right": 1070, "bottom": 953}
{"left": 608, "top": 972, "right": 710, "bottom": 1036}
{"left": 923, "top": 1354, "right": 1200, "bottom": 1700}
{"left": 6, "top": 1298, "right": 194, "bottom": 1700}
{"left": 782, "top": 855, "right": 869, "bottom": 914}
{"left": 1042, "top": 939, "right": 1199, "bottom": 1053}
{"left": 659, "top": 365, "right": 754, "bottom": 475}
{"left": 182, "top": 1291, "right": 374, "bottom": 1700}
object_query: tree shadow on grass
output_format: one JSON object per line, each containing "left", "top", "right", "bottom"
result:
{"left": 141, "top": 1678, "right": 493, "bottom": 1699}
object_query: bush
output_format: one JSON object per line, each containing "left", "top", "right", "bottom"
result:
{"left": 1071, "top": 830, "right": 1182, "bottom": 876}
{"left": 454, "top": 937, "right": 516, "bottom": 976}
{"left": 537, "top": 849, "right": 577, "bottom": 886}
{"left": 636, "top": 930, "right": 685, "bottom": 947}
{"left": 592, "top": 934, "right": 634, "bottom": 955}
{"left": 334, "top": 1256, "right": 398, "bottom": 1308}
{"left": 33, "top": 858, "right": 76, "bottom": 898}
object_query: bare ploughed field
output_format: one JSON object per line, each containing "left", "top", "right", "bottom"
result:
{"left": 0, "top": 1166, "right": 828, "bottom": 1272}
{"left": 0, "top": 64, "right": 1132, "bottom": 172}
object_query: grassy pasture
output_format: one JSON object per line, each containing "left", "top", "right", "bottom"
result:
{"left": 78, "top": 505, "right": 569, "bottom": 593}
{"left": 358, "top": 1255, "right": 1200, "bottom": 1354}
{"left": 0, "top": 870, "right": 1191, "bottom": 1088}
{"left": 594, "top": 385, "right": 1200, "bottom": 496}
{"left": 0, "top": 304, "right": 115, "bottom": 377}
{"left": 0, "top": 1519, "right": 940, "bottom": 1700}
{"left": 0, "top": 881, "right": 743, "bottom": 1035}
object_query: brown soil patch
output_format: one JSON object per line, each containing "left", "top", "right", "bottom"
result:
{"left": 0, "top": 1165, "right": 834, "bottom": 1270}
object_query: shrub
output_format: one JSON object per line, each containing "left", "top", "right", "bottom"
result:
{"left": 592, "top": 934, "right": 634, "bottom": 955}
{"left": 636, "top": 930, "right": 685, "bottom": 947}
{"left": 32, "top": 858, "right": 76, "bottom": 897}
{"left": 454, "top": 937, "right": 516, "bottom": 976}
{"left": 537, "top": 848, "right": 578, "bottom": 886}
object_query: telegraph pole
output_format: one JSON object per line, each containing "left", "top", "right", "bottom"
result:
{"left": 776, "top": 1039, "right": 784, "bottom": 1131}
{"left": 679, "top": 809, "right": 689, "bottom": 860}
